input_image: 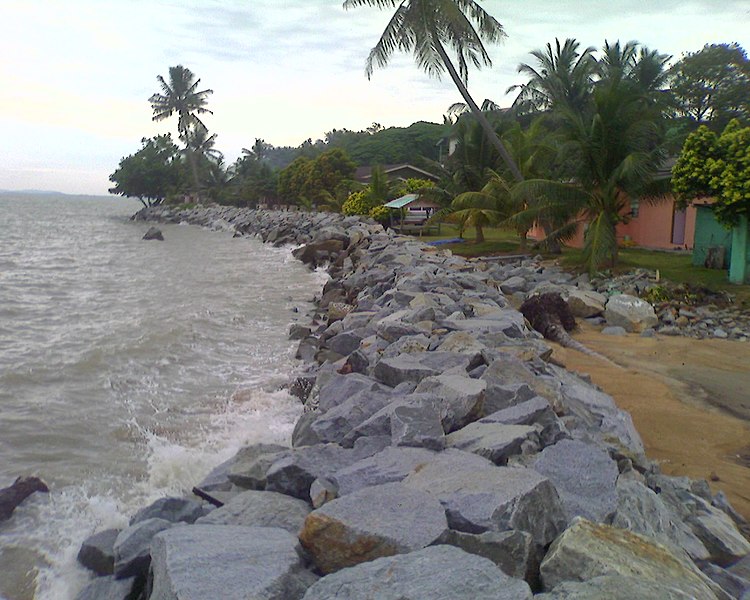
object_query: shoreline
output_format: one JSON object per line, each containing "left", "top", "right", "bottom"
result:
{"left": 69, "top": 204, "right": 749, "bottom": 600}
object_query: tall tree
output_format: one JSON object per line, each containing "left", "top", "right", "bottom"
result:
{"left": 669, "top": 43, "right": 750, "bottom": 129}
{"left": 343, "top": 0, "right": 523, "bottom": 182}
{"left": 508, "top": 38, "right": 596, "bottom": 115}
{"left": 149, "top": 65, "right": 213, "bottom": 198}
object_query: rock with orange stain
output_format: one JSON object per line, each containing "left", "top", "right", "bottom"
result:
{"left": 298, "top": 482, "right": 447, "bottom": 574}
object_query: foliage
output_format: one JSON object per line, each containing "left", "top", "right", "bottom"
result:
{"left": 109, "top": 135, "right": 184, "bottom": 207}
{"left": 277, "top": 148, "right": 357, "bottom": 205}
{"left": 510, "top": 39, "right": 670, "bottom": 273}
{"left": 393, "top": 178, "right": 436, "bottom": 196}
{"left": 342, "top": 189, "right": 375, "bottom": 216}
{"left": 449, "top": 169, "right": 516, "bottom": 243}
{"left": 344, "top": 0, "right": 523, "bottom": 181}
{"left": 673, "top": 120, "right": 750, "bottom": 226}
{"left": 669, "top": 43, "right": 750, "bottom": 128}
{"left": 369, "top": 205, "right": 391, "bottom": 223}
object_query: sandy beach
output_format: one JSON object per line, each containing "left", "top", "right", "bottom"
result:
{"left": 553, "top": 324, "right": 750, "bottom": 520}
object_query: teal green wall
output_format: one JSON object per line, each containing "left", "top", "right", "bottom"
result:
{"left": 729, "top": 215, "right": 750, "bottom": 284}
{"left": 692, "top": 206, "right": 733, "bottom": 267}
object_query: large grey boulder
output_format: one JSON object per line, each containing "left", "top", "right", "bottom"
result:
{"left": 329, "top": 446, "right": 438, "bottom": 497}
{"left": 565, "top": 289, "right": 606, "bottom": 318}
{"left": 403, "top": 450, "right": 566, "bottom": 545}
{"left": 301, "top": 545, "right": 532, "bottom": 600}
{"left": 604, "top": 294, "right": 658, "bottom": 332}
{"left": 482, "top": 383, "right": 538, "bottom": 415}
{"left": 74, "top": 576, "right": 136, "bottom": 600}
{"left": 308, "top": 390, "right": 392, "bottom": 444}
{"left": 700, "top": 562, "right": 750, "bottom": 600}
{"left": 610, "top": 479, "right": 710, "bottom": 561}
{"left": 195, "top": 490, "right": 310, "bottom": 534}
{"left": 481, "top": 396, "right": 569, "bottom": 447}
{"left": 150, "top": 525, "right": 317, "bottom": 600}
{"left": 539, "top": 517, "right": 723, "bottom": 599}
{"left": 113, "top": 517, "right": 175, "bottom": 579}
{"left": 414, "top": 374, "right": 486, "bottom": 432}
{"left": 535, "top": 574, "right": 706, "bottom": 599}
{"left": 77, "top": 528, "right": 119, "bottom": 575}
{"left": 299, "top": 483, "right": 448, "bottom": 574}
{"left": 446, "top": 422, "right": 538, "bottom": 465}
{"left": 227, "top": 443, "right": 289, "bottom": 490}
{"left": 390, "top": 396, "right": 446, "bottom": 450}
{"left": 265, "top": 443, "right": 358, "bottom": 500}
{"left": 533, "top": 439, "right": 619, "bottom": 523}
{"left": 316, "top": 373, "right": 387, "bottom": 412}
{"left": 373, "top": 352, "right": 471, "bottom": 387}
{"left": 129, "top": 497, "right": 206, "bottom": 526}
{"left": 438, "top": 528, "right": 538, "bottom": 582}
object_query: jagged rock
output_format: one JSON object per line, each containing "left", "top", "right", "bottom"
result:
{"left": 329, "top": 446, "right": 438, "bottom": 497}
{"left": 299, "top": 482, "right": 448, "bottom": 574}
{"left": 414, "top": 373, "right": 486, "bottom": 432}
{"left": 481, "top": 396, "right": 568, "bottom": 447}
{"left": 324, "top": 331, "right": 362, "bottom": 356}
{"left": 142, "top": 226, "right": 164, "bottom": 241}
{"left": 535, "top": 574, "right": 707, "bottom": 599}
{"left": 373, "top": 352, "right": 471, "bottom": 387}
{"left": 539, "top": 517, "right": 723, "bottom": 599}
{"left": 390, "top": 397, "right": 446, "bottom": 450}
{"left": 77, "top": 528, "right": 120, "bottom": 575}
{"left": 533, "top": 439, "right": 619, "bottom": 523}
{"left": 437, "top": 529, "right": 538, "bottom": 582}
{"left": 196, "top": 455, "right": 237, "bottom": 492}
{"left": 0, "top": 476, "right": 49, "bottom": 521}
{"left": 482, "top": 382, "right": 538, "bottom": 415}
{"left": 316, "top": 373, "right": 387, "bottom": 412}
{"left": 265, "top": 443, "right": 358, "bottom": 500}
{"left": 700, "top": 562, "right": 750, "bottom": 600}
{"left": 309, "top": 390, "right": 392, "bottom": 444}
{"left": 195, "top": 490, "right": 310, "bottom": 534}
{"left": 446, "top": 423, "right": 538, "bottom": 465}
{"left": 288, "top": 324, "right": 312, "bottom": 340}
{"left": 403, "top": 450, "right": 566, "bottom": 545}
{"left": 610, "top": 479, "right": 710, "bottom": 561}
{"left": 74, "top": 576, "right": 136, "bottom": 600}
{"left": 150, "top": 525, "right": 317, "bottom": 600}
{"left": 227, "top": 443, "right": 290, "bottom": 490}
{"left": 604, "top": 294, "right": 658, "bottom": 333}
{"left": 301, "top": 545, "right": 532, "bottom": 599}
{"left": 565, "top": 289, "right": 606, "bottom": 318}
{"left": 113, "top": 517, "right": 175, "bottom": 579}
{"left": 129, "top": 497, "right": 207, "bottom": 525}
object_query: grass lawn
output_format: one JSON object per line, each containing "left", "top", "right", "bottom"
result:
{"left": 415, "top": 225, "right": 750, "bottom": 306}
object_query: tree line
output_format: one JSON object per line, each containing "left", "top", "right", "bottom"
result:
{"left": 110, "top": 0, "right": 750, "bottom": 273}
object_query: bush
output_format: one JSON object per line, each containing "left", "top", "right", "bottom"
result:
{"left": 369, "top": 205, "right": 391, "bottom": 223}
{"left": 342, "top": 190, "right": 374, "bottom": 216}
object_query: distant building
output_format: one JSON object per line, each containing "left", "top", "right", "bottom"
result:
{"left": 354, "top": 164, "right": 440, "bottom": 185}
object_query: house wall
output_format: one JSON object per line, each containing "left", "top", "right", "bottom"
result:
{"left": 692, "top": 205, "right": 734, "bottom": 267}
{"left": 527, "top": 196, "right": 697, "bottom": 251}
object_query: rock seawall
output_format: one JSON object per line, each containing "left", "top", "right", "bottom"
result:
{"left": 75, "top": 204, "right": 750, "bottom": 599}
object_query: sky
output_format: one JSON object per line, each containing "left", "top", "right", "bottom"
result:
{"left": 1, "top": 0, "right": 748, "bottom": 195}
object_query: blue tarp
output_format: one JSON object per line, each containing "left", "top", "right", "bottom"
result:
{"left": 425, "top": 238, "right": 465, "bottom": 246}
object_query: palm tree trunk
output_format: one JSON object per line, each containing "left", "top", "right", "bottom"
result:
{"left": 475, "top": 223, "right": 485, "bottom": 243}
{"left": 433, "top": 39, "right": 524, "bottom": 183}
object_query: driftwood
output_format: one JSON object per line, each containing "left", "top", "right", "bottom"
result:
{"left": 192, "top": 486, "right": 224, "bottom": 508}
{"left": 520, "top": 293, "right": 621, "bottom": 367}
{"left": 0, "top": 476, "right": 49, "bottom": 521}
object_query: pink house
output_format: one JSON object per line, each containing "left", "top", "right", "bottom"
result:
{"left": 528, "top": 195, "right": 697, "bottom": 251}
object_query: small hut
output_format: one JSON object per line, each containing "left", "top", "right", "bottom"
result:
{"left": 383, "top": 194, "right": 442, "bottom": 234}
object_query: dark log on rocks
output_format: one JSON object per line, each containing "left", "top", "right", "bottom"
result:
{"left": 520, "top": 293, "right": 620, "bottom": 366}
{"left": 0, "top": 476, "right": 49, "bottom": 521}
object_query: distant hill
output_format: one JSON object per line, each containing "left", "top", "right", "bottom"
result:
{"left": 0, "top": 189, "right": 66, "bottom": 195}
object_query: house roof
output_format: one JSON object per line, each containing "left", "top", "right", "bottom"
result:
{"left": 355, "top": 164, "right": 440, "bottom": 183}
{"left": 384, "top": 194, "right": 420, "bottom": 208}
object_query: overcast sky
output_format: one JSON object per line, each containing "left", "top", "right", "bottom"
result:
{"left": 2, "top": 0, "right": 748, "bottom": 195}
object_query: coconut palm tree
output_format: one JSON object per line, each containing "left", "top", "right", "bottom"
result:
{"left": 343, "top": 0, "right": 523, "bottom": 182}
{"left": 149, "top": 65, "right": 213, "bottom": 198}
{"left": 507, "top": 38, "right": 596, "bottom": 116}
{"left": 448, "top": 169, "right": 515, "bottom": 243}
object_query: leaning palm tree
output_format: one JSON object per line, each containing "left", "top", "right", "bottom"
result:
{"left": 149, "top": 65, "right": 213, "bottom": 199}
{"left": 343, "top": 0, "right": 523, "bottom": 182}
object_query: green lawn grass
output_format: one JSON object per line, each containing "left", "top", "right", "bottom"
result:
{"left": 415, "top": 225, "right": 750, "bottom": 305}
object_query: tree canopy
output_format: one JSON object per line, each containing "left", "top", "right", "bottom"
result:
{"left": 672, "top": 120, "right": 750, "bottom": 227}
{"left": 109, "top": 135, "right": 183, "bottom": 206}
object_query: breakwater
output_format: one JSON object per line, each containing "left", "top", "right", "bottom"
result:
{"left": 74, "top": 204, "right": 750, "bottom": 599}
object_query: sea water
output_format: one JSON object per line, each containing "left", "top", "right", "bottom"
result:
{"left": 0, "top": 194, "right": 323, "bottom": 599}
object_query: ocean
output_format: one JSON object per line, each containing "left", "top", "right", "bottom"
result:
{"left": 0, "top": 194, "right": 323, "bottom": 599}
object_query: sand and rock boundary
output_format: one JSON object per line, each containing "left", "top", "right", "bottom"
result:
{"left": 72, "top": 204, "right": 750, "bottom": 600}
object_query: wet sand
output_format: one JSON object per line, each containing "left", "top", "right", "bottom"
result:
{"left": 552, "top": 325, "right": 750, "bottom": 520}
